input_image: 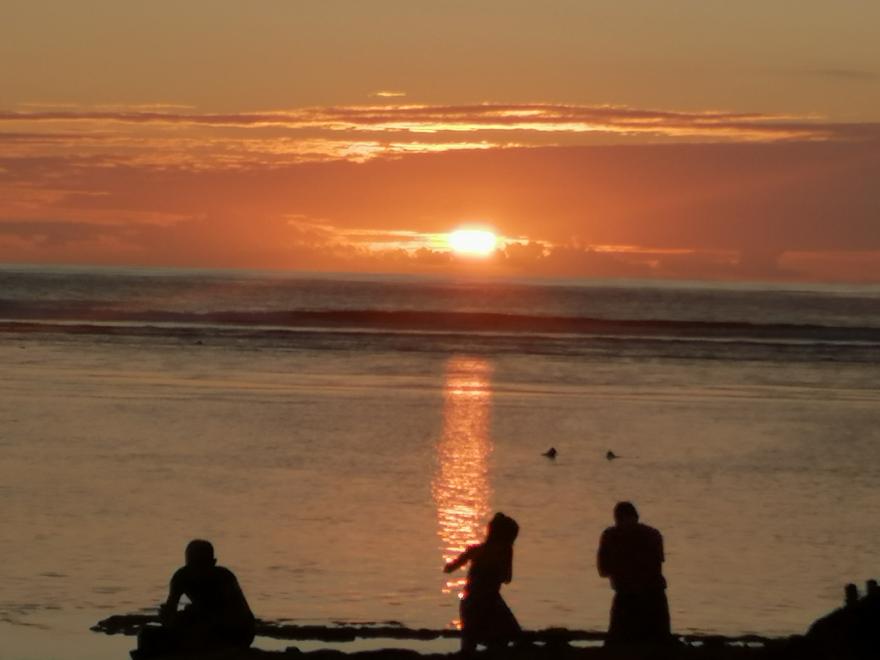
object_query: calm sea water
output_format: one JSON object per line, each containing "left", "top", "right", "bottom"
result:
{"left": 1, "top": 266, "right": 879, "bottom": 660}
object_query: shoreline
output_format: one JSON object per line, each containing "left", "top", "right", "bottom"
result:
{"left": 94, "top": 614, "right": 782, "bottom": 645}
{"left": 95, "top": 616, "right": 800, "bottom": 660}
{"left": 94, "top": 614, "right": 781, "bottom": 646}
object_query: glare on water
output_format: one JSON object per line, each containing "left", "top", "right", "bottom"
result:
{"left": 432, "top": 356, "right": 494, "bottom": 602}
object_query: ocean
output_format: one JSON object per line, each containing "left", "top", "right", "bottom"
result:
{"left": 1, "top": 266, "right": 879, "bottom": 660}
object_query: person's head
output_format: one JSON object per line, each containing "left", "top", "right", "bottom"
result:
{"left": 613, "top": 501, "right": 639, "bottom": 526}
{"left": 185, "top": 539, "right": 217, "bottom": 569}
{"left": 866, "top": 579, "right": 878, "bottom": 597}
{"left": 486, "top": 512, "right": 519, "bottom": 546}
{"left": 844, "top": 583, "right": 859, "bottom": 606}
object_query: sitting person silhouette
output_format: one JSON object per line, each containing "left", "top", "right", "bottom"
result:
{"left": 134, "top": 539, "right": 256, "bottom": 659}
{"left": 444, "top": 512, "right": 522, "bottom": 653}
{"left": 597, "top": 501, "right": 671, "bottom": 645}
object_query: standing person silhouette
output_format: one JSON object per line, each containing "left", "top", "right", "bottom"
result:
{"left": 444, "top": 512, "right": 522, "bottom": 653}
{"left": 597, "top": 502, "right": 671, "bottom": 645}
{"left": 134, "top": 539, "right": 256, "bottom": 659}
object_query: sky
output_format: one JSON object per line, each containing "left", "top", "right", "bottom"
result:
{"left": 2, "top": 1, "right": 879, "bottom": 282}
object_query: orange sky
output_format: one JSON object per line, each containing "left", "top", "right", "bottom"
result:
{"left": 2, "top": 1, "right": 879, "bottom": 282}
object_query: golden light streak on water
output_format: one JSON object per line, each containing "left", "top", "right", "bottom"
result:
{"left": 432, "top": 356, "right": 494, "bottom": 605}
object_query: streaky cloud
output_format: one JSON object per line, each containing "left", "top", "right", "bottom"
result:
{"left": 2, "top": 102, "right": 877, "bottom": 143}
{"left": 370, "top": 91, "right": 407, "bottom": 98}
{"left": 804, "top": 68, "right": 878, "bottom": 82}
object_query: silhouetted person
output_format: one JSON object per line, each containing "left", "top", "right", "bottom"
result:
{"left": 858, "top": 579, "right": 880, "bottom": 657}
{"left": 597, "top": 501, "right": 671, "bottom": 645}
{"left": 802, "top": 582, "right": 880, "bottom": 660}
{"left": 445, "top": 512, "right": 522, "bottom": 653}
{"left": 134, "top": 539, "right": 256, "bottom": 659}
{"left": 845, "top": 583, "right": 860, "bottom": 607}
{"left": 543, "top": 447, "right": 558, "bottom": 459}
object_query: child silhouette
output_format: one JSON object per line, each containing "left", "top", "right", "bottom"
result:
{"left": 444, "top": 512, "right": 521, "bottom": 653}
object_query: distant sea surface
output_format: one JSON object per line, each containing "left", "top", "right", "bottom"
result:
{"left": 2, "top": 266, "right": 879, "bottom": 660}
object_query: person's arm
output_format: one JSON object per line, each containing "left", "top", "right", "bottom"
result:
{"left": 597, "top": 530, "right": 611, "bottom": 578}
{"left": 501, "top": 547, "right": 513, "bottom": 584}
{"left": 444, "top": 546, "right": 475, "bottom": 573}
{"left": 160, "top": 571, "right": 184, "bottom": 623}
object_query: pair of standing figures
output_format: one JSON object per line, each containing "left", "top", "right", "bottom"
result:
{"left": 446, "top": 501, "right": 671, "bottom": 652}
{"left": 134, "top": 501, "right": 669, "bottom": 658}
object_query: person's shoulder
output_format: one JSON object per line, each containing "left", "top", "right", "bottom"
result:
{"left": 213, "top": 565, "right": 240, "bottom": 583}
{"left": 598, "top": 526, "right": 618, "bottom": 547}
{"left": 170, "top": 565, "right": 190, "bottom": 587}
{"left": 638, "top": 523, "right": 663, "bottom": 539}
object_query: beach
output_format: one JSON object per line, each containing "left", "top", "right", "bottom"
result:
{"left": 1, "top": 268, "right": 879, "bottom": 660}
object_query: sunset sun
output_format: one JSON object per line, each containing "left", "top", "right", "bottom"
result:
{"left": 447, "top": 229, "right": 498, "bottom": 257}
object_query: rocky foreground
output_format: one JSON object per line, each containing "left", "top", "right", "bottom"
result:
{"left": 119, "top": 644, "right": 799, "bottom": 660}
{"left": 91, "top": 616, "right": 829, "bottom": 660}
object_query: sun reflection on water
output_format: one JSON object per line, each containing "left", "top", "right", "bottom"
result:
{"left": 432, "top": 356, "right": 494, "bottom": 602}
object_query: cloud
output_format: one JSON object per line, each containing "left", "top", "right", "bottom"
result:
{"left": 805, "top": 68, "right": 878, "bottom": 82}
{"left": 2, "top": 102, "right": 876, "bottom": 145}
{"left": 0, "top": 219, "right": 126, "bottom": 246}
{"left": 370, "top": 91, "right": 407, "bottom": 98}
{"left": 7, "top": 216, "right": 855, "bottom": 283}
{"left": 1, "top": 102, "right": 877, "bottom": 175}
{"left": 0, "top": 128, "right": 513, "bottom": 167}
{"left": 2, "top": 130, "right": 879, "bottom": 282}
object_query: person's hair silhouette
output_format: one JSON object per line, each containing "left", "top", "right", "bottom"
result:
{"left": 133, "top": 539, "right": 256, "bottom": 659}
{"left": 597, "top": 502, "right": 672, "bottom": 645}
{"left": 444, "top": 512, "right": 522, "bottom": 653}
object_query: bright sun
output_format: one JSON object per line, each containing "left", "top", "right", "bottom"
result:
{"left": 447, "top": 229, "right": 498, "bottom": 257}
